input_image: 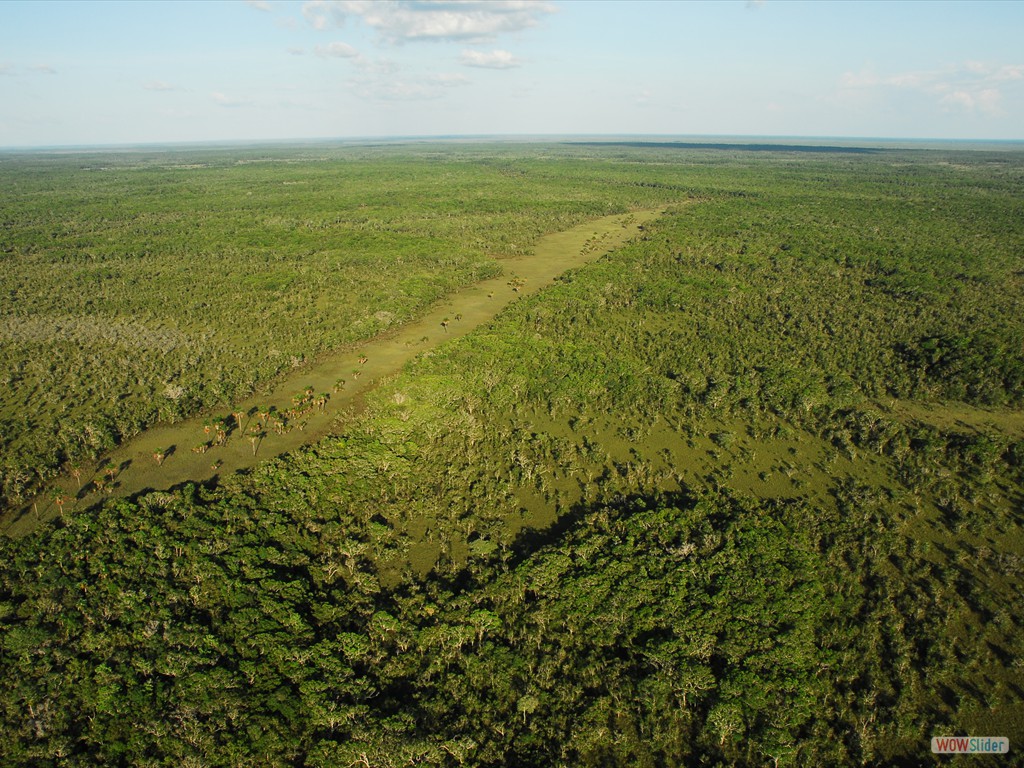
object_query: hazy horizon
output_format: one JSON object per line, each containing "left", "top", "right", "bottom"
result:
{"left": 5, "top": 133, "right": 1024, "bottom": 154}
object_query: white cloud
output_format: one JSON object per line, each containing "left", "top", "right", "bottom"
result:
{"left": 288, "top": 46, "right": 307, "bottom": 55}
{"left": 245, "top": 0, "right": 272, "bottom": 11}
{"left": 993, "top": 64, "right": 1024, "bottom": 82}
{"left": 357, "top": 57, "right": 400, "bottom": 75}
{"left": 351, "top": 78, "right": 434, "bottom": 100}
{"left": 0, "top": 63, "right": 15, "bottom": 76}
{"left": 434, "top": 72, "right": 470, "bottom": 87}
{"left": 938, "top": 89, "right": 975, "bottom": 111}
{"left": 839, "top": 61, "right": 1022, "bottom": 117}
{"left": 977, "top": 88, "right": 1003, "bottom": 112}
{"left": 349, "top": 71, "right": 469, "bottom": 101}
{"left": 30, "top": 64, "right": 57, "bottom": 75}
{"left": 939, "top": 87, "right": 1002, "bottom": 115}
{"left": 886, "top": 72, "right": 929, "bottom": 89}
{"left": 303, "top": 0, "right": 556, "bottom": 42}
{"left": 961, "top": 61, "right": 1024, "bottom": 82}
{"left": 212, "top": 92, "right": 253, "bottom": 108}
{"left": 303, "top": 0, "right": 339, "bottom": 30}
{"left": 315, "top": 41, "right": 360, "bottom": 58}
{"left": 840, "top": 69, "right": 931, "bottom": 89}
{"left": 839, "top": 70, "right": 876, "bottom": 89}
{"left": 460, "top": 49, "right": 521, "bottom": 69}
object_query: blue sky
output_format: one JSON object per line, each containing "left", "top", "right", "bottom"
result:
{"left": 1, "top": 0, "right": 1022, "bottom": 147}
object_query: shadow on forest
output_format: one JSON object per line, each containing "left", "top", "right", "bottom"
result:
{"left": 428, "top": 487, "right": 700, "bottom": 597}
{"left": 168, "top": 475, "right": 222, "bottom": 498}
{"left": 568, "top": 141, "right": 884, "bottom": 154}
{"left": 509, "top": 489, "right": 700, "bottom": 568}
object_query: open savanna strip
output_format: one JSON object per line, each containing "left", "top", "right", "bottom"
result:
{"left": 3, "top": 207, "right": 668, "bottom": 537}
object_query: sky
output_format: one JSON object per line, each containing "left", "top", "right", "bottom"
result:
{"left": 1, "top": 0, "right": 1023, "bottom": 147}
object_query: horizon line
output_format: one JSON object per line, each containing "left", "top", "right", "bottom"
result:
{"left": 3, "top": 132, "right": 1024, "bottom": 153}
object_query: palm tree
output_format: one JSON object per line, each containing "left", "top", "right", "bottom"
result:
{"left": 248, "top": 425, "right": 265, "bottom": 456}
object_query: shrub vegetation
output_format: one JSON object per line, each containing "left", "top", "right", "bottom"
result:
{"left": 1, "top": 141, "right": 1022, "bottom": 765}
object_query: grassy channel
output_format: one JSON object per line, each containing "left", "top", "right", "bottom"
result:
{"left": 0, "top": 144, "right": 686, "bottom": 514}
{"left": 2, "top": 207, "right": 665, "bottom": 536}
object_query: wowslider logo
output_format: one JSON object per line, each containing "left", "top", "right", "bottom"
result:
{"left": 931, "top": 736, "right": 1010, "bottom": 754}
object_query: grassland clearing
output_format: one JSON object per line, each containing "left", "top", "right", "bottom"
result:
{"left": 2, "top": 208, "right": 666, "bottom": 535}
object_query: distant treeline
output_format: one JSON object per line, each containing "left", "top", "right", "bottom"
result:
{"left": 568, "top": 140, "right": 883, "bottom": 154}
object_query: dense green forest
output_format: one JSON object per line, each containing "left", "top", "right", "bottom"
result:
{"left": 1, "top": 141, "right": 1022, "bottom": 766}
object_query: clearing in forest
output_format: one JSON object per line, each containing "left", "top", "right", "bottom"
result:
{"left": 3, "top": 208, "right": 667, "bottom": 537}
